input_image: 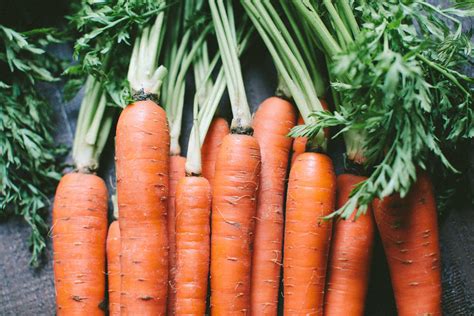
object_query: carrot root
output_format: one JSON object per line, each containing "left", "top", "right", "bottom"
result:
{"left": 106, "top": 221, "right": 121, "bottom": 316}
{"left": 174, "top": 176, "right": 211, "bottom": 315}
{"left": 116, "top": 100, "right": 170, "bottom": 314}
{"left": 324, "top": 174, "right": 375, "bottom": 316}
{"left": 283, "top": 153, "right": 336, "bottom": 316}
{"left": 250, "top": 97, "right": 296, "bottom": 315}
{"left": 373, "top": 172, "right": 442, "bottom": 316}
{"left": 52, "top": 172, "right": 108, "bottom": 316}
{"left": 210, "top": 133, "right": 261, "bottom": 315}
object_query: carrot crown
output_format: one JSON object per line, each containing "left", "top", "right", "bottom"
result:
{"left": 209, "top": 0, "right": 253, "bottom": 133}
{"left": 242, "top": 1, "right": 328, "bottom": 150}
{"left": 185, "top": 23, "right": 252, "bottom": 175}
{"left": 127, "top": 11, "right": 168, "bottom": 98}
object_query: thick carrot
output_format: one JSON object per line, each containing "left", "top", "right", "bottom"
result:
{"left": 116, "top": 99, "right": 170, "bottom": 314}
{"left": 201, "top": 117, "right": 229, "bottom": 186}
{"left": 324, "top": 174, "right": 375, "bottom": 316}
{"left": 106, "top": 221, "right": 121, "bottom": 316}
{"left": 283, "top": 153, "right": 336, "bottom": 315}
{"left": 250, "top": 97, "right": 296, "bottom": 315}
{"left": 52, "top": 172, "right": 108, "bottom": 315}
{"left": 373, "top": 172, "right": 442, "bottom": 316}
{"left": 291, "top": 99, "right": 329, "bottom": 165}
{"left": 167, "top": 155, "right": 186, "bottom": 315}
{"left": 174, "top": 176, "right": 211, "bottom": 315}
{"left": 210, "top": 133, "right": 261, "bottom": 314}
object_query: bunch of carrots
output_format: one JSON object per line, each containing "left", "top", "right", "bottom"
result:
{"left": 50, "top": 0, "right": 472, "bottom": 315}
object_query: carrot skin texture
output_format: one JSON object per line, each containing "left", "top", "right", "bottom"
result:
{"left": 167, "top": 155, "right": 186, "bottom": 315}
{"left": 116, "top": 100, "right": 170, "bottom": 315}
{"left": 210, "top": 134, "right": 261, "bottom": 315}
{"left": 324, "top": 174, "right": 375, "bottom": 316}
{"left": 174, "top": 176, "right": 211, "bottom": 315}
{"left": 291, "top": 99, "right": 329, "bottom": 165}
{"left": 250, "top": 97, "right": 296, "bottom": 315}
{"left": 373, "top": 172, "right": 442, "bottom": 316}
{"left": 283, "top": 153, "right": 336, "bottom": 316}
{"left": 107, "top": 221, "right": 121, "bottom": 316}
{"left": 52, "top": 172, "right": 108, "bottom": 316}
{"left": 201, "top": 117, "right": 229, "bottom": 187}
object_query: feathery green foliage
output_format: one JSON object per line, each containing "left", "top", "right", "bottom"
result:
{"left": 290, "top": 0, "right": 473, "bottom": 218}
{"left": 0, "top": 25, "right": 65, "bottom": 266}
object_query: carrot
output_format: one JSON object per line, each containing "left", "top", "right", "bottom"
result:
{"left": 291, "top": 99, "right": 329, "bottom": 165}
{"left": 324, "top": 174, "right": 375, "bottom": 316}
{"left": 174, "top": 176, "right": 211, "bottom": 315}
{"left": 283, "top": 153, "right": 336, "bottom": 315}
{"left": 211, "top": 134, "right": 261, "bottom": 314}
{"left": 201, "top": 117, "right": 229, "bottom": 186}
{"left": 116, "top": 100, "right": 170, "bottom": 314}
{"left": 106, "top": 221, "right": 121, "bottom": 316}
{"left": 167, "top": 154, "right": 186, "bottom": 315}
{"left": 209, "top": 1, "right": 262, "bottom": 313}
{"left": 373, "top": 172, "right": 442, "bottom": 316}
{"left": 52, "top": 172, "right": 108, "bottom": 315}
{"left": 250, "top": 96, "right": 296, "bottom": 314}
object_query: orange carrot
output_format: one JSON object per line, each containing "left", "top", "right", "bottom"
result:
{"left": 250, "top": 97, "right": 296, "bottom": 315}
{"left": 106, "top": 221, "right": 121, "bottom": 316}
{"left": 201, "top": 117, "right": 229, "bottom": 186}
{"left": 283, "top": 153, "right": 336, "bottom": 315}
{"left": 52, "top": 172, "right": 108, "bottom": 315}
{"left": 291, "top": 99, "right": 329, "bottom": 165}
{"left": 116, "top": 100, "right": 170, "bottom": 314}
{"left": 324, "top": 174, "right": 375, "bottom": 316}
{"left": 174, "top": 176, "right": 211, "bottom": 315}
{"left": 210, "top": 133, "right": 261, "bottom": 314}
{"left": 373, "top": 172, "right": 442, "bottom": 316}
{"left": 167, "top": 155, "right": 186, "bottom": 315}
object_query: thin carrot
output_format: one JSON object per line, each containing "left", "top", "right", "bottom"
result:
{"left": 373, "top": 172, "right": 442, "bottom": 316}
{"left": 52, "top": 172, "right": 108, "bottom": 315}
{"left": 291, "top": 99, "right": 329, "bottom": 166}
{"left": 250, "top": 96, "right": 296, "bottom": 315}
{"left": 174, "top": 176, "right": 211, "bottom": 315}
{"left": 201, "top": 117, "right": 229, "bottom": 186}
{"left": 283, "top": 153, "right": 336, "bottom": 315}
{"left": 116, "top": 99, "right": 170, "bottom": 314}
{"left": 106, "top": 221, "right": 121, "bottom": 316}
{"left": 167, "top": 154, "right": 186, "bottom": 314}
{"left": 324, "top": 174, "right": 375, "bottom": 316}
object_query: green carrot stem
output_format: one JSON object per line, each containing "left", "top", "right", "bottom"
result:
{"left": 210, "top": 0, "right": 252, "bottom": 131}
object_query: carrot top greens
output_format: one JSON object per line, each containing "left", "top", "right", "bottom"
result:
{"left": 290, "top": 0, "right": 473, "bottom": 218}
{"left": 243, "top": 0, "right": 328, "bottom": 149}
{"left": 0, "top": 25, "right": 65, "bottom": 266}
